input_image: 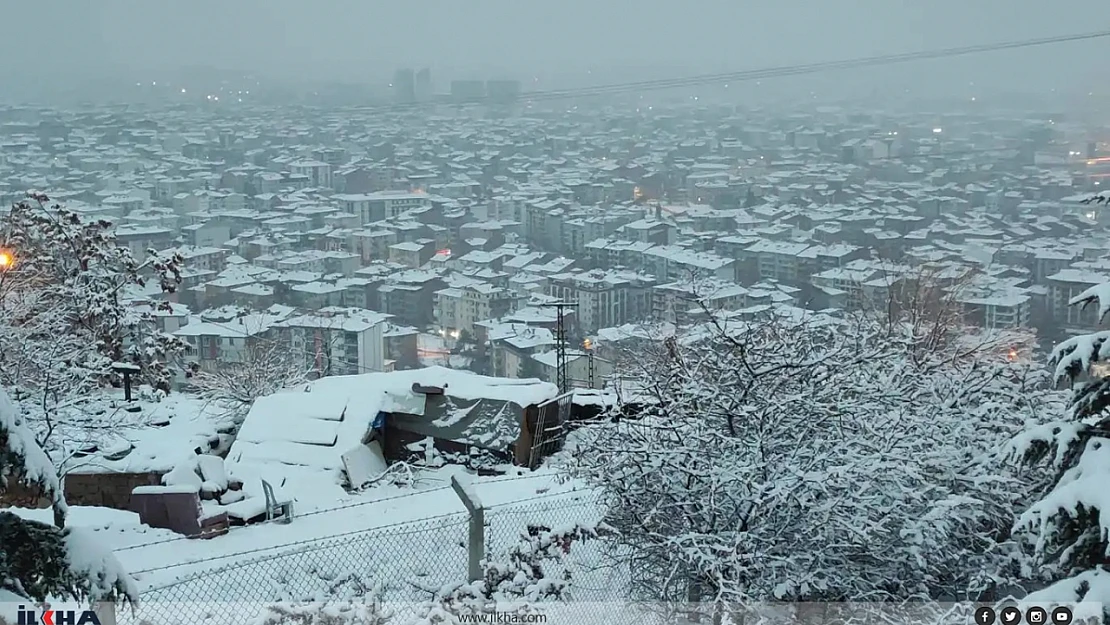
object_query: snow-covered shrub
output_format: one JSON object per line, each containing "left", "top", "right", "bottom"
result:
{"left": 565, "top": 302, "right": 1057, "bottom": 607}
{"left": 413, "top": 524, "right": 603, "bottom": 624}
{"left": 1011, "top": 253, "right": 1110, "bottom": 613}
{"left": 251, "top": 600, "right": 390, "bottom": 625}
{"left": 0, "top": 388, "right": 138, "bottom": 605}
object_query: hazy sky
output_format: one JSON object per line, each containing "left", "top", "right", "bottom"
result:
{"left": 2, "top": 1, "right": 1108, "bottom": 93}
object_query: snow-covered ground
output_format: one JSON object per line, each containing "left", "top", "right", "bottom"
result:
{"left": 8, "top": 371, "right": 620, "bottom": 624}
{"left": 13, "top": 466, "right": 618, "bottom": 624}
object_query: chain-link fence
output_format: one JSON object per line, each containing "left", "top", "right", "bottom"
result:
{"left": 113, "top": 485, "right": 629, "bottom": 625}
{"left": 119, "top": 512, "right": 469, "bottom": 624}
{"left": 484, "top": 489, "right": 626, "bottom": 603}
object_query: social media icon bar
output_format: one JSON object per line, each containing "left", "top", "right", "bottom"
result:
{"left": 1001, "top": 606, "right": 1023, "bottom": 624}
{"left": 1027, "top": 606, "right": 1047, "bottom": 624}
{"left": 975, "top": 606, "right": 997, "bottom": 625}
{"left": 1051, "top": 606, "right": 1072, "bottom": 625}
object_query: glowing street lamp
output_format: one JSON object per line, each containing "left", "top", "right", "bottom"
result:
{"left": 0, "top": 249, "right": 14, "bottom": 270}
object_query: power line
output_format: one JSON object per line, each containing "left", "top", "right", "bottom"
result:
{"left": 521, "top": 30, "right": 1110, "bottom": 101}
{"left": 353, "top": 29, "right": 1110, "bottom": 113}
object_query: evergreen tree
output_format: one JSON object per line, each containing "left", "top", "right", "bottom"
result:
{"left": 0, "top": 388, "right": 137, "bottom": 606}
{"left": 1011, "top": 191, "right": 1110, "bottom": 612}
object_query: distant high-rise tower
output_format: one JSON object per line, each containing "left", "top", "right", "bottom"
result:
{"left": 393, "top": 68, "right": 416, "bottom": 104}
{"left": 415, "top": 68, "right": 432, "bottom": 102}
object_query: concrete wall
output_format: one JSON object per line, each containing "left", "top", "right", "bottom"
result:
{"left": 64, "top": 471, "right": 164, "bottom": 511}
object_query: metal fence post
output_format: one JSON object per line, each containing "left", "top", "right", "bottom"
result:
{"left": 94, "top": 601, "right": 117, "bottom": 625}
{"left": 451, "top": 475, "right": 485, "bottom": 582}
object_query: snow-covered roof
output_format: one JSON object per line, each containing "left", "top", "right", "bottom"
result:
{"left": 227, "top": 367, "right": 558, "bottom": 493}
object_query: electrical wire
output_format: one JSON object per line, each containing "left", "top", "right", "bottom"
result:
{"left": 352, "top": 30, "right": 1110, "bottom": 113}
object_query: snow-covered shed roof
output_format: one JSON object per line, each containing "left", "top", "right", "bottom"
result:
{"left": 227, "top": 367, "right": 558, "bottom": 491}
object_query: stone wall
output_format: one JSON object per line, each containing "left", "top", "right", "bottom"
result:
{"left": 64, "top": 471, "right": 164, "bottom": 511}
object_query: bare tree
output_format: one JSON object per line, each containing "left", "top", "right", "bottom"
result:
{"left": 563, "top": 292, "right": 1057, "bottom": 609}
{"left": 188, "top": 337, "right": 312, "bottom": 421}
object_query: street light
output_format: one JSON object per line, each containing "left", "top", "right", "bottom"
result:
{"left": 0, "top": 249, "right": 14, "bottom": 270}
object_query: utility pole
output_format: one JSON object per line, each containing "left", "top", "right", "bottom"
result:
{"left": 539, "top": 300, "right": 578, "bottom": 394}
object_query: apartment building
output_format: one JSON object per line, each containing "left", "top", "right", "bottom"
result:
{"left": 742, "top": 240, "right": 812, "bottom": 284}
{"left": 288, "top": 159, "right": 333, "bottom": 188}
{"left": 641, "top": 246, "right": 735, "bottom": 282}
{"left": 435, "top": 283, "right": 518, "bottom": 336}
{"left": 335, "top": 191, "right": 432, "bottom": 224}
{"left": 652, "top": 278, "right": 750, "bottom": 323}
{"left": 273, "top": 307, "right": 388, "bottom": 377}
{"left": 174, "top": 306, "right": 294, "bottom": 374}
{"left": 548, "top": 270, "right": 654, "bottom": 333}
{"left": 1046, "top": 269, "right": 1108, "bottom": 335}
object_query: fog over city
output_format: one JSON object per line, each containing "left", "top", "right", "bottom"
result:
{"left": 4, "top": 4, "right": 1110, "bottom": 625}
{"left": 3, "top": 0, "right": 1110, "bottom": 101}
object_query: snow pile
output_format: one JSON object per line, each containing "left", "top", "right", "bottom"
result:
{"left": 57, "top": 392, "right": 228, "bottom": 475}
{"left": 197, "top": 455, "right": 229, "bottom": 492}
{"left": 161, "top": 459, "right": 203, "bottom": 491}
{"left": 251, "top": 601, "right": 390, "bottom": 625}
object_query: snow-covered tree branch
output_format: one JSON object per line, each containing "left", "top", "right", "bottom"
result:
{"left": 564, "top": 299, "right": 1056, "bottom": 609}
{"left": 188, "top": 338, "right": 311, "bottom": 420}
{"left": 0, "top": 388, "right": 137, "bottom": 609}
{"left": 0, "top": 194, "right": 186, "bottom": 460}
{"left": 1010, "top": 258, "right": 1110, "bottom": 613}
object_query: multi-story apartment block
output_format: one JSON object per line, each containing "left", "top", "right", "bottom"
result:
{"left": 273, "top": 307, "right": 388, "bottom": 377}
{"left": 335, "top": 191, "right": 432, "bottom": 225}
{"left": 435, "top": 283, "right": 518, "bottom": 336}
{"left": 548, "top": 270, "right": 655, "bottom": 333}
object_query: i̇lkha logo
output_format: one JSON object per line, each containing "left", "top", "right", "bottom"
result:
{"left": 16, "top": 605, "right": 102, "bottom": 625}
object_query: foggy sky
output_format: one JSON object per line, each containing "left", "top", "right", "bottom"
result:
{"left": 3, "top": 1, "right": 1108, "bottom": 94}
